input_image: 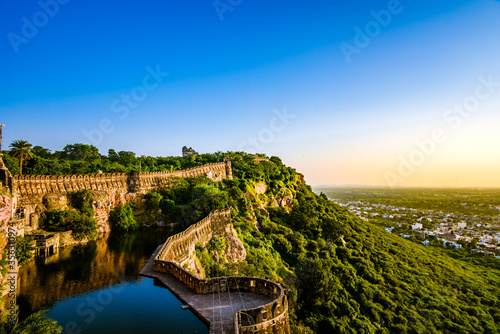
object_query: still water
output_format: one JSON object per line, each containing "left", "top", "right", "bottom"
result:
{"left": 17, "top": 229, "right": 209, "bottom": 334}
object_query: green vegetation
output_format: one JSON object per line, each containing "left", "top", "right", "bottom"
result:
{"left": 109, "top": 204, "right": 138, "bottom": 231}
{"left": 140, "top": 153, "right": 500, "bottom": 333}
{"left": 136, "top": 176, "right": 229, "bottom": 225}
{"left": 44, "top": 190, "right": 98, "bottom": 240}
{"left": 15, "top": 237, "right": 34, "bottom": 266}
{"left": 195, "top": 237, "right": 229, "bottom": 277}
{"left": 3, "top": 141, "right": 500, "bottom": 333}
{"left": 0, "top": 310, "right": 61, "bottom": 334}
{"left": 2, "top": 141, "right": 224, "bottom": 175}
{"left": 8, "top": 140, "right": 33, "bottom": 176}
{"left": 320, "top": 186, "right": 500, "bottom": 217}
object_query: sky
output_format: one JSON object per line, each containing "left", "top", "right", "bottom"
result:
{"left": 1, "top": 0, "right": 500, "bottom": 188}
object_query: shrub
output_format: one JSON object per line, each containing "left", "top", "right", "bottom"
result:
{"left": 45, "top": 210, "right": 97, "bottom": 240}
{"left": 109, "top": 204, "right": 138, "bottom": 231}
{"left": 144, "top": 191, "right": 162, "bottom": 211}
{"left": 15, "top": 236, "right": 35, "bottom": 266}
{"left": 71, "top": 189, "right": 95, "bottom": 217}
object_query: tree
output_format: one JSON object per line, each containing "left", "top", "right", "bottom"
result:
{"left": 15, "top": 236, "right": 34, "bottom": 266}
{"left": 117, "top": 151, "right": 136, "bottom": 166}
{"left": 31, "top": 146, "right": 52, "bottom": 158}
{"left": 45, "top": 210, "right": 97, "bottom": 241}
{"left": 109, "top": 204, "right": 138, "bottom": 231}
{"left": 9, "top": 140, "right": 33, "bottom": 175}
{"left": 144, "top": 191, "right": 162, "bottom": 211}
{"left": 107, "top": 149, "right": 119, "bottom": 162}
{"left": 60, "top": 143, "right": 100, "bottom": 163}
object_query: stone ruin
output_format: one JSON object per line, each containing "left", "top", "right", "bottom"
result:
{"left": 182, "top": 146, "right": 199, "bottom": 157}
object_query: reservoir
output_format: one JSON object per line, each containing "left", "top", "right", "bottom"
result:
{"left": 17, "top": 228, "right": 209, "bottom": 334}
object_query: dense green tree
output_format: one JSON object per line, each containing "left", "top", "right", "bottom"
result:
{"left": 144, "top": 192, "right": 162, "bottom": 212}
{"left": 31, "top": 146, "right": 52, "bottom": 158}
{"left": 109, "top": 204, "right": 138, "bottom": 231}
{"left": 60, "top": 143, "right": 100, "bottom": 163}
{"left": 15, "top": 237, "right": 34, "bottom": 266}
{"left": 117, "top": 151, "right": 136, "bottom": 166}
{"left": 45, "top": 210, "right": 97, "bottom": 240}
{"left": 107, "top": 149, "right": 119, "bottom": 162}
{"left": 9, "top": 140, "right": 33, "bottom": 175}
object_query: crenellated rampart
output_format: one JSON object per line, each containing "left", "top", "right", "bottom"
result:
{"left": 11, "top": 161, "right": 232, "bottom": 200}
{"left": 12, "top": 173, "right": 129, "bottom": 199}
{"left": 5, "top": 161, "right": 232, "bottom": 233}
{"left": 138, "top": 162, "right": 231, "bottom": 194}
{"left": 153, "top": 209, "right": 290, "bottom": 334}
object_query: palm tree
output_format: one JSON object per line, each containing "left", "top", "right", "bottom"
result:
{"left": 9, "top": 140, "right": 33, "bottom": 175}
{"left": 0, "top": 310, "right": 62, "bottom": 334}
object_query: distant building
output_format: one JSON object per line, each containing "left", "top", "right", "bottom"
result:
{"left": 411, "top": 223, "right": 423, "bottom": 230}
{"left": 182, "top": 146, "right": 199, "bottom": 157}
{"left": 457, "top": 222, "right": 467, "bottom": 229}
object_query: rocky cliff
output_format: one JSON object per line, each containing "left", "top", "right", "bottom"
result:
{"left": 0, "top": 195, "right": 12, "bottom": 248}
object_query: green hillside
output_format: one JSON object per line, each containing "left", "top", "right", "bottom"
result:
{"left": 136, "top": 152, "right": 500, "bottom": 333}
{"left": 3, "top": 143, "right": 500, "bottom": 333}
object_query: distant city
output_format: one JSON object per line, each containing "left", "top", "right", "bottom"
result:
{"left": 319, "top": 187, "right": 500, "bottom": 258}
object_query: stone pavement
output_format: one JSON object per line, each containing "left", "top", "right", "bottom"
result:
{"left": 140, "top": 244, "right": 274, "bottom": 333}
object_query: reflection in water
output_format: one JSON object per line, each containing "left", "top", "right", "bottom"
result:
{"left": 17, "top": 227, "right": 209, "bottom": 333}
{"left": 17, "top": 228, "right": 182, "bottom": 320}
{"left": 47, "top": 277, "right": 208, "bottom": 334}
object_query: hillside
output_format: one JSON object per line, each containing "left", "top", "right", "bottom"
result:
{"left": 2, "top": 144, "right": 500, "bottom": 333}
{"left": 133, "top": 153, "right": 500, "bottom": 333}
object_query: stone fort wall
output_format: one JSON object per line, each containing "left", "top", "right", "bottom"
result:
{"left": 153, "top": 209, "right": 290, "bottom": 334}
{"left": 3, "top": 161, "right": 232, "bottom": 232}
{"left": 11, "top": 161, "right": 232, "bottom": 200}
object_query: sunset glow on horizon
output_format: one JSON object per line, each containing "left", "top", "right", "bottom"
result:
{"left": 1, "top": 0, "right": 500, "bottom": 188}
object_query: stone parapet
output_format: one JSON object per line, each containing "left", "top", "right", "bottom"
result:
{"left": 153, "top": 209, "right": 290, "bottom": 334}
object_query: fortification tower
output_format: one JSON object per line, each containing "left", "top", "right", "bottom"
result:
{"left": 182, "top": 146, "right": 198, "bottom": 157}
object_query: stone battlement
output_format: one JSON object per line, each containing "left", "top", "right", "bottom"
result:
{"left": 3, "top": 161, "right": 232, "bottom": 233}
{"left": 156, "top": 209, "right": 233, "bottom": 267}
{"left": 9, "top": 161, "right": 232, "bottom": 200}
{"left": 138, "top": 162, "right": 231, "bottom": 194}
{"left": 153, "top": 209, "right": 290, "bottom": 334}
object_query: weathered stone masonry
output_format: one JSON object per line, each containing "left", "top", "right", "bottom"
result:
{"left": 11, "top": 161, "right": 232, "bottom": 199}
{"left": 153, "top": 209, "right": 291, "bottom": 334}
{"left": 1, "top": 161, "right": 232, "bottom": 232}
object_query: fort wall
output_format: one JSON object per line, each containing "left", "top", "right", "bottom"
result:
{"left": 153, "top": 209, "right": 290, "bottom": 334}
{"left": 11, "top": 161, "right": 231, "bottom": 200}
{"left": 6, "top": 161, "right": 232, "bottom": 233}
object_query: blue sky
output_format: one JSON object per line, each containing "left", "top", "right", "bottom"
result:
{"left": 1, "top": 0, "right": 500, "bottom": 187}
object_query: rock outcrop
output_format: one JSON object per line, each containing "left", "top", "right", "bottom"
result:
{"left": 0, "top": 195, "right": 12, "bottom": 247}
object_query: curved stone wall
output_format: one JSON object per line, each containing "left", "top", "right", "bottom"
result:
{"left": 153, "top": 209, "right": 290, "bottom": 334}
{"left": 138, "top": 162, "right": 230, "bottom": 194}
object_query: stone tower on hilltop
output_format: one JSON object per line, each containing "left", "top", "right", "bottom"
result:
{"left": 182, "top": 146, "right": 198, "bottom": 157}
